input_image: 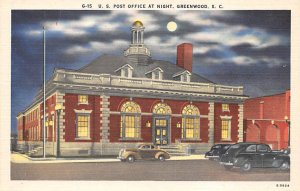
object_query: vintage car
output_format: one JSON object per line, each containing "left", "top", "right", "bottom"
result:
{"left": 220, "top": 142, "right": 290, "bottom": 172}
{"left": 117, "top": 144, "right": 171, "bottom": 162}
{"left": 205, "top": 144, "right": 232, "bottom": 160}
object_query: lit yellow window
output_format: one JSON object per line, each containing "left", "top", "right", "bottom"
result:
{"left": 155, "top": 119, "right": 167, "bottom": 126}
{"left": 153, "top": 103, "right": 171, "bottom": 114}
{"left": 77, "top": 115, "right": 89, "bottom": 138}
{"left": 78, "top": 95, "right": 88, "bottom": 104}
{"left": 222, "top": 104, "right": 229, "bottom": 112}
{"left": 221, "top": 120, "right": 230, "bottom": 140}
{"left": 120, "top": 101, "right": 141, "bottom": 139}
{"left": 182, "top": 105, "right": 200, "bottom": 139}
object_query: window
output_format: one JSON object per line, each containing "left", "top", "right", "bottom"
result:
{"left": 221, "top": 120, "right": 230, "bottom": 140}
{"left": 153, "top": 70, "right": 160, "bottom": 80}
{"left": 257, "top": 144, "right": 269, "bottom": 152}
{"left": 120, "top": 101, "right": 141, "bottom": 139}
{"left": 182, "top": 105, "right": 200, "bottom": 139}
{"left": 246, "top": 145, "right": 257, "bottom": 152}
{"left": 119, "top": 65, "right": 133, "bottom": 78}
{"left": 153, "top": 103, "right": 172, "bottom": 114}
{"left": 181, "top": 73, "right": 191, "bottom": 82}
{"left": 76, "top": 115, "right": 90, "bottom": 138}
{"left": 173, "top": 71, "right": 191, "bottom": 82}
{"left": 78, "top": 95, "right": 88, "bottom": 104}
{"left": 222, "top": 104, "right": 229, "bottom": 112}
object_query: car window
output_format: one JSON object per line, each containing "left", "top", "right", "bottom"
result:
{"left": 246, "top": 145, "right": 257, "bottom": 152}
{"left": 213, "top": 145, "right": 221, "bottom": 149}
{"left": 230, "top": 144, "right": 240, "bottom": 149}
{"left": 223, "top": 145, "right": 230, "bottom": 150}
{"left": 141, "top": 145, "right": 150, "bottom": 149}
{"left": 257, "top": 145, "right": 269, "bottom": 152}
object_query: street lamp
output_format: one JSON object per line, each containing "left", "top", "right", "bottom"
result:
{"left": 55, "top": 103, "right": 63, "bottom": 157}
{"left": 284, "top": 116, "right": 290, "bottom": 147}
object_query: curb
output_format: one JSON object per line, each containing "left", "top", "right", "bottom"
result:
{"left": 11, "top": 153, "right": 207, "bottom": 164}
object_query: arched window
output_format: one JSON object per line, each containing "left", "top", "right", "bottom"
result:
{"left": 153, "top": 103, "right": 172, "bottom": 114}
{"left": 120, "top": 101, "right": 141, "bottom": 139}
{"left": 182, "top": 105, "right": 200, "bottom": 139}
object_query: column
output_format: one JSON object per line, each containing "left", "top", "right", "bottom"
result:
{"left": 208, "top": 102, "right": 215, "bottom": 146}
{"left": 237, "top": 103, "right": 244, "bottom": 142}
{"left": 100, "top": 95, "right": 110, "bottom": 143}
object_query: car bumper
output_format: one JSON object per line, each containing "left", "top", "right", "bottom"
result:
{"left": 219, "top": 162, "right": 234, "bottom": 166}
{"left": 205, "top": 155, "right": 220, "bottom": 159}
{"left": 117, "top": 156, "right": 125, "bottom": 160}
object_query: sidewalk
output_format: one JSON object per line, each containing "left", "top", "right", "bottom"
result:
{"left": 11, "top": 153, "right": 206, "bottom": 164}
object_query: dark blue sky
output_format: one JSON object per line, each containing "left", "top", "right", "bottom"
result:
{"left": 11, "top": 10, "right": 290, "bottom": 134}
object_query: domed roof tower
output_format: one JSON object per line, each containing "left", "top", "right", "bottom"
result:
{"left": 124, "top": 20, "right": 151, "bottom": 65}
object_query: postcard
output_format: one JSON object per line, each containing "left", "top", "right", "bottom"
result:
{"left": 1, "top": 0, "right": 300, "bottom": 191}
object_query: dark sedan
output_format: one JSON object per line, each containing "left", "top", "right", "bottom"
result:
{"left": 220, "top": 142, "right": 290, "bottom": 172}
{"left": 205, "top": 144, "right": 232, "bottom": 160}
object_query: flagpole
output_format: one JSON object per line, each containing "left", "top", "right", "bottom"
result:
{"left": 43, "top": 27, "right": 46, "bottom": 158}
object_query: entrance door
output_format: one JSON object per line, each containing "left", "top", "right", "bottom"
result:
{"left": 154, "top": 118, "right": 169, "bottom": 146}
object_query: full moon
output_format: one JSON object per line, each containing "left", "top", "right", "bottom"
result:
{"left": 167, "top": 21, "right": 177, "bottom": 32}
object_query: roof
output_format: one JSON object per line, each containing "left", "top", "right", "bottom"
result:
{"left": 78, "top": 54, "right": 214, "bottom": 84}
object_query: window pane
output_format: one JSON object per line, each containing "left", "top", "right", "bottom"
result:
{"left": 77, "top": 115, "right": 89, "bottom": 138}
{"left": 221, "top": 120, "right": 229, "bottom": 139}
{"left": 222, "top": 104, "right": 229, "bottom": 111}
{"left": 182, "top": 116, "right": 200, "bottom": 139}
{"left": 79, "top": 95, "right": 88, "bottom": 103}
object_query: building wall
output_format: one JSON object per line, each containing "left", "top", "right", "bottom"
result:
{"left": 17, "top": 116, "right": 25, "bottom": 141}
{"left": 39, "top": 94, "right": 57, "bottom": 142}
{"left": 244, "top": 91, "right": 290, "bottom": 119}
{"left": 18, "top": 92, "right": 243, "bottom": 156}
{"left": 244, "top": 90, "right": 290, "bottom": 149}
{"left": 64, "top": 93, "right": 101, "bottom": 142}
{"left": 214, "top": 103, "right": 239, "bottom": 143}
{"left": 109, "top": 96, "right": 211, "bottom": 144}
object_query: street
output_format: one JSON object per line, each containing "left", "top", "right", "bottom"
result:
{"left": 11, "top": 160, "right": 290, "bottom": 181}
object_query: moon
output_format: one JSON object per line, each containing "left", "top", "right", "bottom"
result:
{"left": 167, "top": 21, "right": 177, "bottom": 32}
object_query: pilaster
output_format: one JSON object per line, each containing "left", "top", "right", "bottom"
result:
{"left": 100, "top": 95, "right": 110, "bottom": 143}
{"left": 56, "top": 92, "right": 65, "bottom": 143}
{"left": 238, "top": 103, "right": 244, "bottom": 142}
{"left": 208, "top": 102, "right": 215, "bottom": 145}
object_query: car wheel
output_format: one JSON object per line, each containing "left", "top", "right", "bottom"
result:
{"left": 127, "top": 155, "right": 135, "bottom": 163}
{"left": 279, "top": 161, "right": 290, "bottom": 170}
{"left": 224, "top": 165, "right": 233, "bottom": 170}
{"left": 241, "top": 161, "right": 252, "bottom": 172}
{"left": 158, "top": 155, "right": 165, "bottom": 162}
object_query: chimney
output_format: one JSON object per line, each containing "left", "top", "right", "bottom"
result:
{"left": 176, "top": 43, "right": 193, "bottom": 72}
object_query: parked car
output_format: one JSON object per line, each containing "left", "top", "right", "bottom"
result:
{"left": 219, "top": 142, "right": 290, "bottom": 172}
{"left": 117, "top": 144, "right": 170, "bottom": 162}
{"left": 205, "top": 144, "right": 232, "bottom": 160}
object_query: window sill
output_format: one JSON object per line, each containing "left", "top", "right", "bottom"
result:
{"left": 181, "top": 139, "right": 202, "bottom": 142}
{"left": 118, "top": 138, "right": 143, "bottom": 141}
{"left": 75, "top": 137, "right": 91, "bottom": 141}
{"left": 220, "top": 139, "right": 232, "bottom": 142}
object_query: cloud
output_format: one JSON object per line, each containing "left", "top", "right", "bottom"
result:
{"left": 65, "top": 39, "right": 128, "bottom": 55}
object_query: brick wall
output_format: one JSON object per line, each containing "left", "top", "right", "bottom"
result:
{"left": 64, "top": 93, "right": 101, "bottom": 142}
{"left": 214, "top": 103, "right": 239, "bottom": 143}
{"left": 109, "top": 96, "right": 210, "bottom": 143}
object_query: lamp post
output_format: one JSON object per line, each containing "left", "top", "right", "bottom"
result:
{"left": 55, "top": 104, "right": 62, "bottom": 157}
{"left": 284, "top": 116, "right": 290, "bottom": 147}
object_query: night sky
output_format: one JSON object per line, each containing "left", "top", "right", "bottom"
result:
{"left": 11, "top": 10, "right": 290, "bottom": 133}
